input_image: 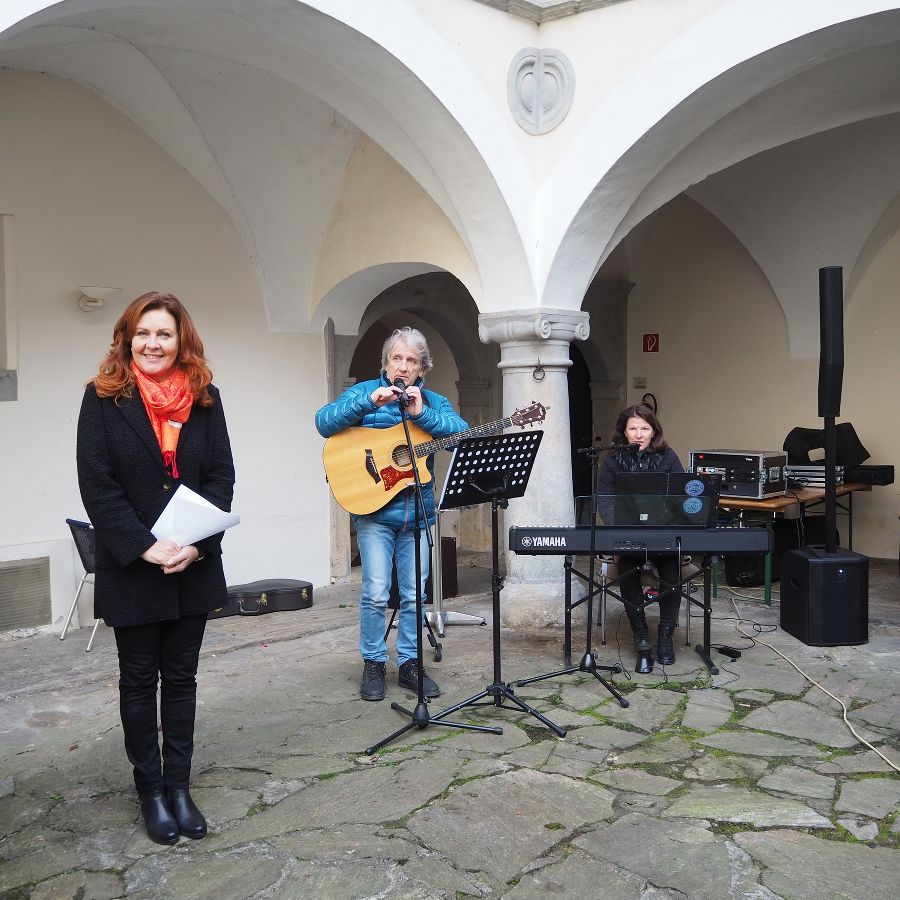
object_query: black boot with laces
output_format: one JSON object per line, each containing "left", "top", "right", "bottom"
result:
{"left": 360, "top": 660, "right": 387, "bottom": 701}
{"left": 398, "top": 659, "right": 441, "bottom": 698}
{"left": 657, "top": 622, "right": 677, "bottom": 666}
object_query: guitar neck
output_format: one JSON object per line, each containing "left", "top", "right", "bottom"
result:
{"left": 416, "top": 416, "right": 517, "bottom": 457}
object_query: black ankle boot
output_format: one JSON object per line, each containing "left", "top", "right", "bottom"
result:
{"left": 166, "top": 787, "right": 207, "bottom": 839}
{"left": 138, "top": 789, "right": 179, "bottom": 845}
{"left": 657, "top": 622, "right": 677, "bottom": 666}
{"left": 628, "top": 612, "right": 654, "bottom": 674}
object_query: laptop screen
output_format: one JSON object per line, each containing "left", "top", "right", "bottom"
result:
{"left": 574, "top": 472, "right": 719, "bottom": 527}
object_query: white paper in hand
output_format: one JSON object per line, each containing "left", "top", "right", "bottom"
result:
{"left": 151, "top": 485, "right": 239, "bottom": 546}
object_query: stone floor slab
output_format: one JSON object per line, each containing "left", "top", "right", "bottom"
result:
{"left": 739, "top": 698, "right": 865, "bottom": 748}
{"left": 593, "top": 768, "right": 681, "bottom": 795}
{"left": 835, "top": 777, "right": 900, "bottom": 819}
{"left": 838, "top": 817, "right": 880, "bottom": 841}
{"left": 504, "top": 847, "right": 648, "bottom": 898}
{"left": 735, "top": 829, "right": 900, "bottom": 900}
{"left": 203, "top": 755, "right": 462, "bottom": 851}
{"left": 757, "top": 764, "right": 837, "bottom": 800}
{"left": 815, "top": 749, "right": 899, "bottom": 774}
{"left": 698, "top": 730, "right": 827, "bottom": 758}
{"left": 663, "top": 784, "right": 833, "bottom": 828}
{"left": 849, "top": 695, "right": 900, "bottom": 730}
{"left": 124, "top": 846, "right": 289, "bottom": 900}
{"left": 29, "top": 870, "right": 125, "bottom": 900}
{"left": 596, "top": 686, "right": 682, "bottom": 732}
{"left": 405, "top": 768, "right": 615, "bottom": 887}
{"left": 613, "top": 735, "right": 696, "bottom": 765}
{"left": 711, "top": 658, "right": 809, "bottom": 694}
{"left": 574, "top": 812, "right": 771, "bottom": 900}
{"left": 682, "top": 687, "right": 734, "bottom": 732}
{"left": 569, "top": 724, "right": 649, "bottom": 752}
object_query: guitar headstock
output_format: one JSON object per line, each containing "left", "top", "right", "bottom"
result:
{"left": 510, "top": 402, "right": 547, "bottom": 428}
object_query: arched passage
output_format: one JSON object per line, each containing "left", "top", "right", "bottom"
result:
{"left": 323, "top": 270, "right": 497, "bottom": 580}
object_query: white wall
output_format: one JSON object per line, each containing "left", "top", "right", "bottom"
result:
{"left": 623, "top": 196, "right": 898, "bottom": 559}
{"left": 0, "top": 71, "right": 332, "bottom": 630}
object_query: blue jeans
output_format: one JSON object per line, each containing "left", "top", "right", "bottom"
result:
{"left": 355, "top": 517, "right": 429, "bottom": 665}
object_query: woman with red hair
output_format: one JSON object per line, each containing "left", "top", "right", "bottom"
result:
{"left": 77, "top": 292, "right": 235, "bottom": 844}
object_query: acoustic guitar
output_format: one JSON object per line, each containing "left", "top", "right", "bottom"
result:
{"left": 322, "top": 402, "right": 547, "bottom": 515}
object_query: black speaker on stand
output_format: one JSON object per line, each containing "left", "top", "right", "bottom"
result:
{"left": 780, "top": 267, "right": 869, "bottom": 646}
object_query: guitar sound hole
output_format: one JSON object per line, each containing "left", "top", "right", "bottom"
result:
{"left": 392, "top": 446, "right": 412, "bottom": 468}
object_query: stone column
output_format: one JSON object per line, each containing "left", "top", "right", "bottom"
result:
{"left": 324, "top": 318, "right": 359, "bottom": 582}
{"left": 478, "top": 309, "right": 589, "bottom": 627}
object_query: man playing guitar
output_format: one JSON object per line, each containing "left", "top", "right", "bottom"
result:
{"left": 315, "top": 327, "right": 466, "bottom": 702}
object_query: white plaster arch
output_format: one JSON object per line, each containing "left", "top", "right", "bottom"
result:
{"left": 0, "top": 0, "right": 538, "bottom": 328}
{"left": 542, "top": 2, "right": 900, "bottom": 318}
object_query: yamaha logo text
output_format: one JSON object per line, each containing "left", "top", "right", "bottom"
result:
{"left": 521, "top": 535, "right": 567, "bottom": 548}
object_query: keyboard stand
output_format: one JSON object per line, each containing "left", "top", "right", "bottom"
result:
{"left": 515, "top": 447, "right": 629, "bottom": 706}
{"left": 564, "top": 553, "right": 720, "bottom": 676}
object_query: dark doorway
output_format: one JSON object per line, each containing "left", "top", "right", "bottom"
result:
{"left": 568, "top": 345, "right": 593, "bottom": 498}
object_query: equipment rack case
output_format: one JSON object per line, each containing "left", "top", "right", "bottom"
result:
{"left": 690, "top": 449, "right": 787, "bottom": 499}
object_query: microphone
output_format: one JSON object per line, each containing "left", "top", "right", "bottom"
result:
{"left": 392, "top": 377, "right": 410, "bottom": 405}
{"left": 627, "top": 442, "right": 641, "bottom": 453}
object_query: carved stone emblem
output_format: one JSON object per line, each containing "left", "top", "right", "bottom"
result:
{"left": 507, "top": 48, "right": 575, "bottom": 135}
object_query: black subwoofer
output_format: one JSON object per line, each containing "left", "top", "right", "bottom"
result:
{"left": 779, "top": 547, "right": 868, "bottom": 646}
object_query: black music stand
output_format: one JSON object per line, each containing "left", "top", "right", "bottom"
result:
{"left": 426, "top": 430, "right": 567, "bottom": 738}
{"left": 516, "top": 446, "right": 629, "bottom": 707}
{"left": 365, "top": 400, "right": 503, "bottom": 755}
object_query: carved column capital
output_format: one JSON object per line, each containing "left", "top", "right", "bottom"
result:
{"left": 478, "top": 309, "right": 590, "bottom": 346}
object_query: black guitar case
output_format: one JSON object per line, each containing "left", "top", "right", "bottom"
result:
{"left": 208, "top": 579, "right": 313, "bottom": 619}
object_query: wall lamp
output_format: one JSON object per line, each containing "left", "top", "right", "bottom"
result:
{"left": 78, "top": 285, "right": 122, "bottom": 312}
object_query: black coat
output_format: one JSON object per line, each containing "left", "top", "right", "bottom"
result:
{"left": 76, "top": 383, "right": 235, "bottom": 627}
{"left": 596, "top": 445, "right": 684, "bottom": 496}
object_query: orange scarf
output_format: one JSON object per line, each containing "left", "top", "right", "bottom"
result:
{"left": 130, "top": 361, "right": 193, "bottom": 478}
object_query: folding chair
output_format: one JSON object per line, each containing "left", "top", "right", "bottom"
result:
{"left": 60, "top": 518, "right": 102, "bottom": 651}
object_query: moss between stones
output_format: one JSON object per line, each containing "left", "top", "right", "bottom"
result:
{"left": 246, "top": 799, "right": 267, "bottom": 817}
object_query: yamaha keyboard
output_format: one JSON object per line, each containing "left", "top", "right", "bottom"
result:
{"left": 509, "top": 525, "right": 772, "bottom": 556}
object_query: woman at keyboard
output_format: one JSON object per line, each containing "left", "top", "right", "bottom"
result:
{"left": 596, "top": 404, "right": 684, "bottom": 673}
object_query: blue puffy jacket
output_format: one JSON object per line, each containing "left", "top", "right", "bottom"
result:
{"left": 315, "top": 373, "right": 468, "bottom": 528}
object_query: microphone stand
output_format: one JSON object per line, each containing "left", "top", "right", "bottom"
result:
{"left": 365, "top": 387, "right": 500, "bottom": 755}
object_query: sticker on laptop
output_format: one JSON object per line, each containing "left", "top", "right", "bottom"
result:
{"left": 684, "top": 479, "right": 706, "bottom": 496}
{"left": 683, "top": 497, "right": 704, "bottom": 515}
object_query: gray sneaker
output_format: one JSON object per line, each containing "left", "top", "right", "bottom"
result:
{"left": 360, "top": 660, "right": 387, "bottom": 701}
{"left": 398, "top": 659, "right": 441, "bottom": 698}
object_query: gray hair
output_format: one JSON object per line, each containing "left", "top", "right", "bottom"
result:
{"left": 380, "top": 327, "right": 433, "bottom": 375}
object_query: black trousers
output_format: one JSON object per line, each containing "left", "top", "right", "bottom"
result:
{"left": 617, "top": 555, "right": 681, "bottom": 626}
{"left": 113, "top": 614, "right": 207, "bottom": 792}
